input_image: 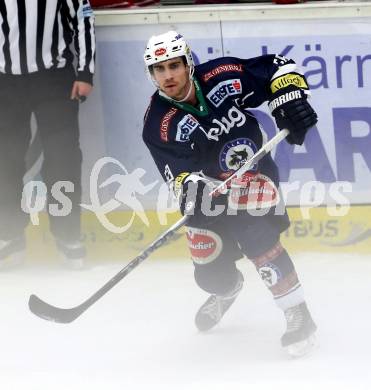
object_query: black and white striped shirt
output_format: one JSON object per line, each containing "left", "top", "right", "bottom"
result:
{"left": 0, "top": 0, "right": 95, "bottom": 83}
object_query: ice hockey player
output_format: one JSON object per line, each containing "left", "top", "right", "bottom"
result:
{"left": 142, "top": 31, "right": 317, "bottom": 357}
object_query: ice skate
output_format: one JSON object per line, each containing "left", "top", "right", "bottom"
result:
{"left": 281, "top": 302, "right": 317, "bottom": 358}
{"left": 195, "top": 272, "right": 243, "bottom": 332}
{"left": 56, "top": 239, "right": 86, "bottom": 270}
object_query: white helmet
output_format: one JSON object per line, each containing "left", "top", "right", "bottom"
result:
{"left": 144, "top": 31, "right": 194, "bottom": 80}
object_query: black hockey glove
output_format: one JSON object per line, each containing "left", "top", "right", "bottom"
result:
{"left": 268, "top": 85, "right": 318, "bottom": 145}
{"left": 174, "top": 172, "right": 227, "bottom": 223}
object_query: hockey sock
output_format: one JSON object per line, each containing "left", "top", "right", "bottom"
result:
{"left": 251, "top": 242, "right": 304, "bottom": 311}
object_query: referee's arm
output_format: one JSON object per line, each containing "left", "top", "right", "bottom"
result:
{"left": 66, "top": 0, "right": 96, "bottom": 85}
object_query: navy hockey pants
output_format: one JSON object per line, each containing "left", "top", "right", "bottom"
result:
{"left": 186, "top": 211, "right": 296, "bottom": 296}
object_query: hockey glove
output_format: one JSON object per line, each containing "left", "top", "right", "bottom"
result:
{"left": 174, "top": 172, "right": 227, "bottom": 223}
{"left": 268, "top": 85, "right": 318, "bottom": 145}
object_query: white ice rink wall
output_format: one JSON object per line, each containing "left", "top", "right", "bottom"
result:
{"left": 27, "top": 2, "right": 371, "bottom": 259}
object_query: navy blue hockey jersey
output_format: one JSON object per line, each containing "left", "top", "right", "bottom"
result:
{"left": 142, "top": 54, "right": 307, "bottom": 209}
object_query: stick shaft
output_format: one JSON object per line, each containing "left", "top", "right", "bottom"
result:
{"left": 79, "top": 215, "right": 189, "bottom": 310}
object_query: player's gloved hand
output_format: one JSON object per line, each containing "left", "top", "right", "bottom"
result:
{"left": 268, "top": 85, "right": 318, "bottom": 145}
{"left": 174, "top": 172, "right": 227, "bottom": 222}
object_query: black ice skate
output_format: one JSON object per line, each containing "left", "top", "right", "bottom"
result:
{"left": 195, "top": 273, "right": 243, "bottom": 332}
{"left": 281, "top": 302, "right": 317, "bottom": 358}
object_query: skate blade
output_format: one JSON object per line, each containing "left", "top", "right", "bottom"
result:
{"left": 286, "top": 334, "right": 316, "bottom": 358}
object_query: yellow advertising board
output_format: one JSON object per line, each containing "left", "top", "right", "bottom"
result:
{"left": 25, "top": 206, "right": 371, "bottom": 264}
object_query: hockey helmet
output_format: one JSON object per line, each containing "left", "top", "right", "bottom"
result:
{"left": 144, "top": 31, "right": 194, "bottom": 81}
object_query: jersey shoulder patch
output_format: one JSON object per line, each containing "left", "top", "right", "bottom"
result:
{"left": 196, "top": 57, "right": 245, "bottom": 83}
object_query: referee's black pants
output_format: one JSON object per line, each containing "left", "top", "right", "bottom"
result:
{"left": 0, "top": 67, "right": 82, "bottom": 242}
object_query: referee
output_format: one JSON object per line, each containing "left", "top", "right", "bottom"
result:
{"left": 0, "top": 0, "right": 95, "bottom": 268}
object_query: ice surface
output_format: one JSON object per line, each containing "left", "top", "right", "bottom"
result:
{"left": 1, "top": 253, "right": 371, "bottom": 390}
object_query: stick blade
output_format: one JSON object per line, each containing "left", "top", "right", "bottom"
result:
{"left": 28, "top": 294, "right": 82, "bottom": 324}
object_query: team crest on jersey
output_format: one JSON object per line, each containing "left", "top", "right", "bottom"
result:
{"left": 206, "top": 79, "right": 242, "bottom": 107}
{"left": 176, "top": 114, "right": 200, "bottom": 142}
{"left": 219, "top": 138, "right": 258, "bottom": 172}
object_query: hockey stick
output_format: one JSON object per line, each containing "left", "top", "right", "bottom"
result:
{"left": 28, "top": 129, "right": 289, "bottom": 323}
{"left": 29, "top": 215, "right": 189, "bottom": 323}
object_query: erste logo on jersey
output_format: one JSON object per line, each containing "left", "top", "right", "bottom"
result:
{"left": 219, "top": 138, "right": 258, "bottom": 172}
{"left": 207, "top": 79, "right": 242, "bottom": 107}
{"left": 176, "top": 114, "right": 200, "bottom": 142}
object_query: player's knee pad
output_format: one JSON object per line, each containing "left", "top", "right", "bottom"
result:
{"left": 250, "top": 242, "right": 303, "bottom": 309}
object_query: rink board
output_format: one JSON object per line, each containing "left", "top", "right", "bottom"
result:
{"left": 25, "top": 205, "right": 371, "bottom": 263}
